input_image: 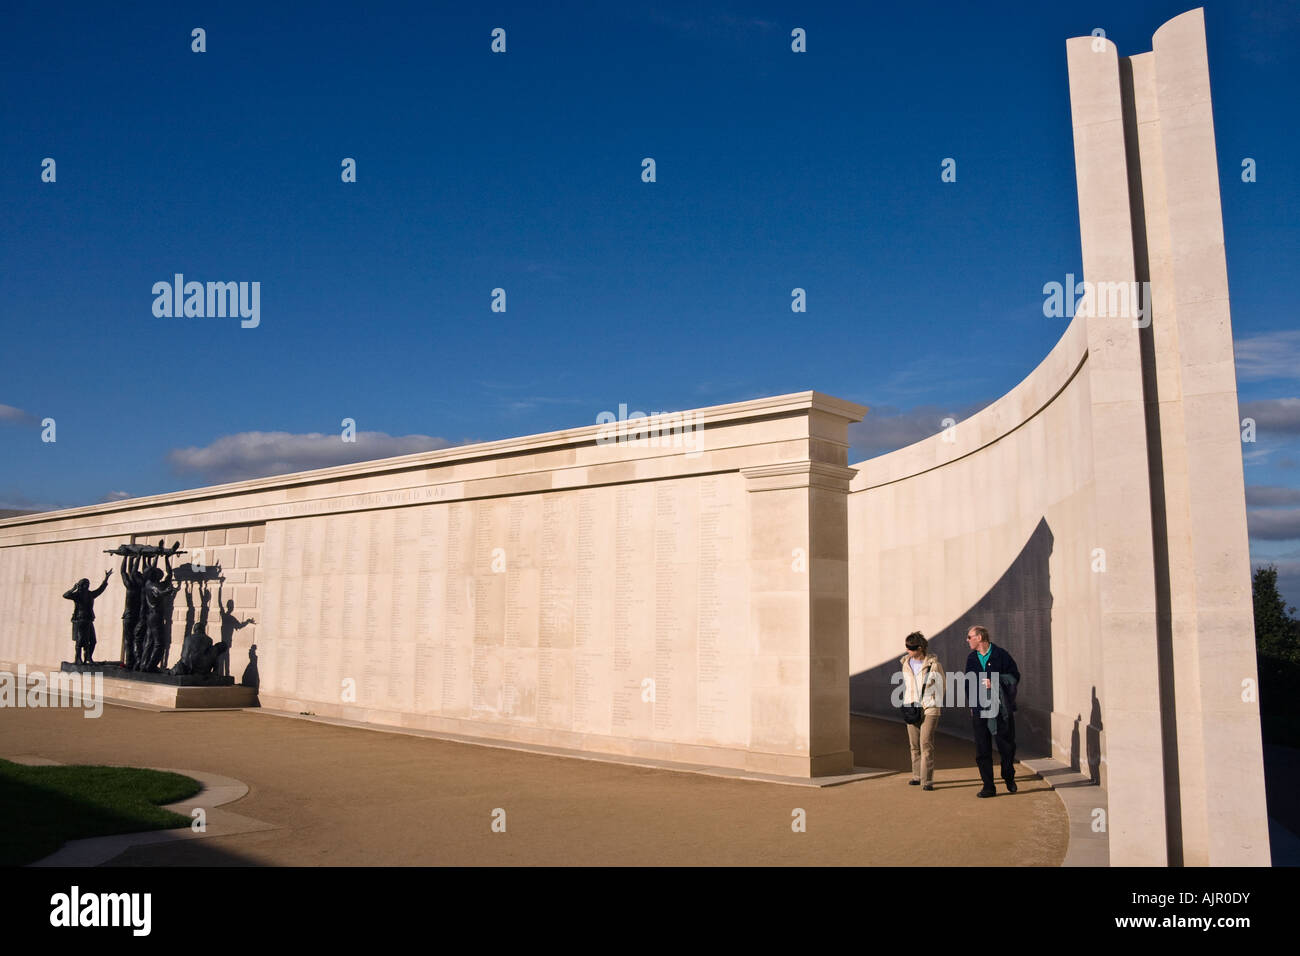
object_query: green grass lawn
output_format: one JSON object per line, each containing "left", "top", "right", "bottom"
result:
{"left": 0, "top": 760, "right": 201, "bottom": 866}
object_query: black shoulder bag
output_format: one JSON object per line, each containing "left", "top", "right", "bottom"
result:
{"left": 901, "top": 663, "right": 929, "bottom": 726}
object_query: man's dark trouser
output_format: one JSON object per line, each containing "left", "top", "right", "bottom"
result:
{"left": 971, "top": 713, "right": 1016, "bottom": 790}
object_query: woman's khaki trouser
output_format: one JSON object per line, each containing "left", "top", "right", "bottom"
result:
{"left": 907, "top": 712, "right": 939, "bottom": 785}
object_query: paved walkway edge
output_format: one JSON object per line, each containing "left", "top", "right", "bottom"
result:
{"left": 24, "top": 763, "right": 276, "bottom": 867}
{"left": 1021, "top": 756, "right": 1109, "bottom": 866}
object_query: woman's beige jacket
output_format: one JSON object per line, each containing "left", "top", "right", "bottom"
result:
{"left": 898, "top": 653, "right": 944, "bottom": 715}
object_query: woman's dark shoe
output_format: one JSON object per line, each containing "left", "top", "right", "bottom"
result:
{"left": 977, "top": 787, "right": 997, "bottom": 798}
{"left": 909, "top": 779, "right": 920, "bottom": 786}
{"left": 922, "top": 784, "right": 934, "bottom": 791}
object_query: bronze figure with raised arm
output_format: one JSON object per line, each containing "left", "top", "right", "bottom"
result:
{"left": 63, "top": 569, "right": 113, "bottom": 664}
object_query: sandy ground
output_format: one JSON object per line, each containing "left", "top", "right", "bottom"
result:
{"left": 1, "top": 705, "right": 1068, "bottom": 866}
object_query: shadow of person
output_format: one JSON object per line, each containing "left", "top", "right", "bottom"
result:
{"left": 1071, "top": 713, "right": 1081, "bottom": 772}
{"left": 182, "top": 581, "right": 196, "bottom": 643}
{"left": 241, "top": 644, "right": 259, "bottom": 689}
{"left": 171, "top": 578, "right": 217, "bottom": 675}
{"left": 216, "top": 580, "right": 254, "bottom": 679}
{"left": 198, "top": 578, "right": 213, "bottom": 633}
{"left": 1086, "top": 686, "right": 1103, "bottom": 784}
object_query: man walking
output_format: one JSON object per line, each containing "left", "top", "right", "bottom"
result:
{"left": 965, "top": 625, "right": 1020, "bottom": 798}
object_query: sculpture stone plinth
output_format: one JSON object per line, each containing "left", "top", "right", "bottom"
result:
{"left": 60, "top": 662, "right": 257, "bottom": 710}
{"left": 60, "top": 662, "right": 234, "bottom": 687}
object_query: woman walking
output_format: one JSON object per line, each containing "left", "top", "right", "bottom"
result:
{"left": 899, "top": 631, "right": 943, "bottom": 790}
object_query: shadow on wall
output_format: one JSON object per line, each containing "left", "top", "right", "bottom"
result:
{"left": 172, "top": 562, "right": 224, "bottom": 583}
{"left": 241, "top": 644, "right": 259, "bottom": 689}
{"left": 1070, "top": 686, "right": 1104, "bottom": 783}
{"left": 850, "top": 517, "right": 1056, "bottom": 757}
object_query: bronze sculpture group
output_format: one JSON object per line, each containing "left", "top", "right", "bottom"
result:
{"left": 115, "top": 541, "right": 183, "bottom": 671}
{"left": 62, "top": 540, "right": 254, "bottom": 681}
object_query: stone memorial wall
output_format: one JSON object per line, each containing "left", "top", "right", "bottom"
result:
{"left": 0, "top": 392, "right": 865, "bottom": 777}
{"left": 256, "top": 475, "right": 751, "bottom": 753}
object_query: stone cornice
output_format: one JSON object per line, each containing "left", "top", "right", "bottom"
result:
{"left": 741, "top": 461, "right": 859, "bottom": 492}
{"left": 0, "top": 391, "right": 867, "bottom": 531}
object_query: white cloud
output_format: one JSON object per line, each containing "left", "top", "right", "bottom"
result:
{"left": 1246, "top": 485, "right": 1300, "bottom": 507}
{"left": 99, "top": 491, "right": 132, "bottom": 503}
{"left": 0, "top": 487, "right": 58, "bottom": 513}
{"left": 1235, "top": 331, "right": 1300, "bottom": 382}
{"left": 1247, "top": 508, "right": 1300, "bottom": 541}
{"left": 848, "top": 401, "right": 989, "bottom": 459}
{"left": 1240, "top": 397, "right": 1300, "bottom": 435}
{"left": 168, "top": 430, "right": 458, "bottom": 483}
{"left": 0, "top": 404, "right": 38, "bottom": 426}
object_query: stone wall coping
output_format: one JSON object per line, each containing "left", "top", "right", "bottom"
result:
{"left": 0, "top": 390, "right": 867, "bottom": 533}
{"left": 850, "top": 314, "right": 1089, "bottom": 491}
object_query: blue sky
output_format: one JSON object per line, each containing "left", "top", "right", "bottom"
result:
{"left": 2, "top": 1, "right": 1299, "bottom": 595}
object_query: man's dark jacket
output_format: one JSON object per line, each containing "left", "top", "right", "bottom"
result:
{"left": 966, "top": 643, "right": 1020, "bottom": 717}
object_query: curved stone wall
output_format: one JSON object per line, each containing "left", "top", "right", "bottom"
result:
{"left": 848, "top": 313, "right": 1099, "bottom": 760}
{"left": 847, "top": 9, "right": 1271, "bottom": 866}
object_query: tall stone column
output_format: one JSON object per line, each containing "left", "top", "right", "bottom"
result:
{"left": 1128, "top": 10, "right": 1270, "bottom": 865}
{"left": 741, "top": 395, "right": 863, "bottom": 776}
{"left": 1067, "top": 34, "right": 1169, "bottom": 866}
{"left": 1068, "top": 10, "right": 1271, "bottom": 865}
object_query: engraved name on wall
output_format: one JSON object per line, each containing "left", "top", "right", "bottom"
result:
{"left": 259, "top": 475, "right": 750, "bottom": 746}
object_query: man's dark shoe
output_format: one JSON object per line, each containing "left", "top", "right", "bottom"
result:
{"left": 977, "top": 787, "right": 996, "bottom": 798}
{"left": 923, "top": 784, "right": 934, "bottom": 791}
{"left": 1005, "top": 780, "right": 1018, "bottom": 793}
{"left": 909, "top": 779, "right": 920, "bottom": 786}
